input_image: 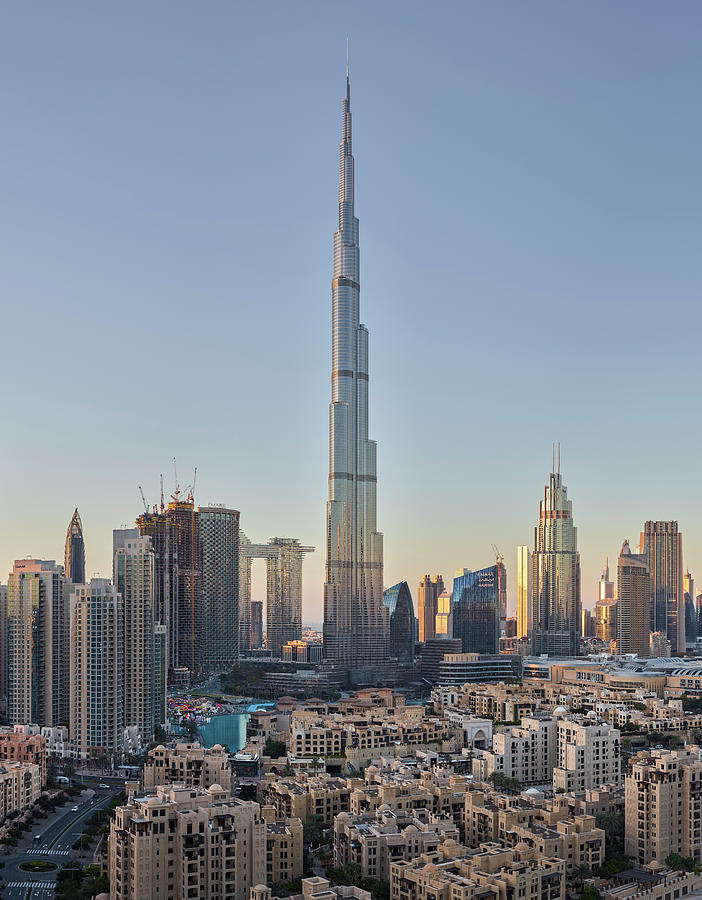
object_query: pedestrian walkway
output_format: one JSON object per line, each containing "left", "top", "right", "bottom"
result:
{"left": 26, "top": 846, "right": 70, "bottom": 855}
{"left": 8, "top": 881, "right": 55, "bottom": 888}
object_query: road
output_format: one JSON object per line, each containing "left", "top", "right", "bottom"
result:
{"left": 3, "top": 783, "right": 122, "bottom": 900}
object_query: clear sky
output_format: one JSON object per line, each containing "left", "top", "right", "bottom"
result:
{"left": 2, "top": 2, "right": 701, "bottom": 621}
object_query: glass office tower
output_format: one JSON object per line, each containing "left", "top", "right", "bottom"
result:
{"left": 452, "top": 565, "right": 503, "bottom": 655}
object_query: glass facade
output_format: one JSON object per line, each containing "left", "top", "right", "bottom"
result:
{"left": 452, "top": 565, "right": 503, "bottom": 655}
{"left": 640, "top": 521, "right": 684, "bottom": 654}
{"left": 382, "top": 582, "right": 415, "bottom": 664}
{"left": 64, "top": 508, "right": 85, "bottom": 585}
{"left": 200, "top": 507, "right": 240, "bottom": 669}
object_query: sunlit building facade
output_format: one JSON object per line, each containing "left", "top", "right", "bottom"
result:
{"left": 531, "top": 467, "right": 581, "bottom": 657}
{"left": 452, "top": 565, "right": 503, "bottom": 655}
{"left": 323, "top": 68, "right": 387, "bottom": 669}
{"left": 418, "top": 574, "right": 444, "bottom": 643}
{"left": 435, "top": 590, "right": 452, "bottom": 637}
{"left": 516, "top": 546, "right": 531, "bottom": 639}
{"left": 381, "top": 582, "right": 415, "bottom": 663}
{"left": 595, "top": 598, "right": 617, "bottom": 644}
{"left": 617, "top": 540, "right": 650, "bottom": 657}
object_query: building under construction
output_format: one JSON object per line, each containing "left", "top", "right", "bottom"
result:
{"left": 136, "top": 479, "right": 203, "bottom": 678}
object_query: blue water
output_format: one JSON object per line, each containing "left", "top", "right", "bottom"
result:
{"left": 190, "top": 713, "right": 250, "bottom": 752}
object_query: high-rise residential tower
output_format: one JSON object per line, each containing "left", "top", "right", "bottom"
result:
{"left": 452, "top": 565, "right": 503, "bottom": 655}
{"left": 64, "top": 508, "right": 85, "bottom": 584}
{"left": 200, "top": 507, "right": 240, "bottom": 669}
{"left": 516, "top": 547, "right": 531, "bottom": 639}
{"left": 683, "top": 569, "right": 695, "bottom": 644}
{"left": 617, "top": 540, "right": 650, "bottom": 657}
{"left": 7, "top": 559, "right": 70, "bottom": 727}
{"left": 323, "top": 65, "right": 386, "bottom": 669}
{"left": 69, "top": 578, "right": 124, "bottom": 759}
{"left": 114, "top": 529, "right": 156, "bottom": 743}
{"left": 417, "top": 575, "right": 444, "bottom": 644}
{"left": 639, "top": 521, "right": 684, "bottom": 654}
{"left": 531, "top": 464, "right": 581, "bottom": 657}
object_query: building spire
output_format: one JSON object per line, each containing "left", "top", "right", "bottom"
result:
{"left": 346, "top": 39, "right": 350, "bottom": 99}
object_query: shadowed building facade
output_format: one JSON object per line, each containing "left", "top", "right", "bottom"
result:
{"left": 531, "top": 465, "right": 581, "bottom": 657}
{"left": 200, "top": 507, "right": 240, "bottom": 668}
{"left": 382, "top": 582, "right": 415, "bottom": 664}
{"left": 639, "top": 521, "right": 684, "bottom": 654}
{"left": 452, "top": 565, "right": 503, "bottom": 655}
{"left": 323, "top": 66, "right": 387, "bottom": 669}
{"left": 417, "top": 574, "right": 444, "bottom": 643}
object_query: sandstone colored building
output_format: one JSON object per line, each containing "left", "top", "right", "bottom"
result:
{"left": 142, "top": 743, "right": 235, "bottom": 795}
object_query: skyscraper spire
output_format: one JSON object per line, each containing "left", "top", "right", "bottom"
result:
{"left": 323, "top": 60, "right": 387, "bottom": 670}
{"left": 65, "top": 508, "right": 85, "bottom": 584}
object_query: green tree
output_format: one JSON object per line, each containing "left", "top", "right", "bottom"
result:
{"left": 580, "top": 885, "right": 601, "bottom": 900}
{"left": 263, "top": 739, "right": 287, "bottom": 759}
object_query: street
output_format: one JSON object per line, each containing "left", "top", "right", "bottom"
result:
{"left": 3, "top": 784, "right": 122, "bottom": 900}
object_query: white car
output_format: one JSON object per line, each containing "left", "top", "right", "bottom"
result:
{"left": 98, "top": 783, "right": 110, "bottom": 789}
{"left": 71, "top": 806, "right": 79, "bottom": 812}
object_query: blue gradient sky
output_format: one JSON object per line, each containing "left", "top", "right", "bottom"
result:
{"left": 2, "top": 2, "right": 701, "bottom": 620}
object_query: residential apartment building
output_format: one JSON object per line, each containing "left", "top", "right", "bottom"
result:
{"left": 0, "top": 761, "right": 42, "bottom": 820}
{"left": 625, "top": 748, "right": 702, "bottom": 866}
{"left": 142, "top": 742, "right": 235, "bottom": 795}
{"left": 257, "top": 774, "right": 350, "bottom": 826}
{"left": 505, "top": 815, "right": 605, "bottom": 873}
{"left": 390, "top": 842, "right": 565, "bottom": 900}
{"left": 553, "top": 717, "right": 621, "bottom": 792}
{"left": 109, "top": 785, "right": 267, "bottom": 900}
{"left": 334, "top": 808, "right": 459, "bottom": 881}
{"left": 474, "top": 715, "right": 557, "bottom": 786}
{"left": 113, "top": 529, "right": 156, "bottom": 744}
{"left": 6, "top": 559, "right": 71, "bottom": 728}
{"left": 69, "top": 578, "right": 124, "bottom": 759}
{"left": 0, "top": 729, "right": 47, "bottom": 783}
{"left": 200, "top": 506, "right": 240, "bottom": 669}
{"left": 262, "top": 807, "right": 304, "bottom": 887}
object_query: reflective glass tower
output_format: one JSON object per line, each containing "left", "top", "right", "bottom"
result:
{"left": 382, "top": 582, "right": 415, "bottom": 664}
{"left": 452, "top": 565, "right": 503, "bottom": 655}
{"left": 323, "top": 64, "right": 387, "bottom": 668}
{"left": 531, "top": 463, "right": 581, "bottom": 657}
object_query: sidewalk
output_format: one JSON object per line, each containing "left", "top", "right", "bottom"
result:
{"left": 9, "top": 789, "right": 92, "bottom": 855}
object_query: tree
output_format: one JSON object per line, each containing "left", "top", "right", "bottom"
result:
{"left": 665, "top": 853, "right": 694, "bottom": 872}
{"left": 239, "top": 783, "right": 257, "bottom": 801}
{"left": 596, "top": 811, "right": 625, "bottom": 855}
{"left": 263, "top": 739, "right": 287, "bottom": 759}
{"left": 580, "top": 885, "right": 601, "bottom": 900}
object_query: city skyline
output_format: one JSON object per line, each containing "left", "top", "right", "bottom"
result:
{"left": 2, "top": 4, "right": 702, "bottom": 621}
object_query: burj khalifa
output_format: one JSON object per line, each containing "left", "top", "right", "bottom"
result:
{"left": 323, "top": 64, "right": 388, "bottom": 669}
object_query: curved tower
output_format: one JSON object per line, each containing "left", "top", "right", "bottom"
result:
{"left": 323, "top": 64, "right": 387, "bottom": 668}
{"left": 64, "top": 508, "right": 85, "bottom": 584}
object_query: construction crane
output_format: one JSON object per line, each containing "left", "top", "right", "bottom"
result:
{"left": 160, "top": 474, "right": 165, "bottom": 512}
{"left": 491, "top": 544, "right": 504, "bottom": 565}
{"left": 139, "top": 486, "right": 149, "bottom": 513}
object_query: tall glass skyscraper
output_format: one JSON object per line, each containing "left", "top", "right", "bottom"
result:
{"left": 200, "top": 507, "right": 240, "bottom": 668}
{"left": 323, "top": 65, "right": 387, "bottom": 669}
{"left": 452, "top": 565, "right": 503, "bottom": 655}
{"left": 531, "top": 466, "right": 581, "bottom": 657}
{"left": 516, "top": 546, "right": 531, "bottom": 639}
{"left": 639, "top": 521, "right": 684, "bottom": 654}
{"left": 64, "top": 508, "right": 85, "bottom": 584}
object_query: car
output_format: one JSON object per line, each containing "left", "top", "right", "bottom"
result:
{"left": 71, "top": 806, "right": 79, "bottom": 812}
{"left": 98, "top": 783, "right": 110, "bottom": 789}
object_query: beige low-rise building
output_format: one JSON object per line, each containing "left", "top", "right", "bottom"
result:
{"left": 0, "top": 761, "right": 42, "bottom": 820}
{"left": 142, "top": 742, "right": 235, "bottom": 795}
{"left": 553, "top": 717, "right": 621, "bottom": 792}
{"left": 474, "top": 715, "right": 557, "bottom": 786}
{"left": 603, "top": 866, "right": 702, "bottom": 900}
{"left": 109, "top": 785, "right": 267, "bottom": 900}
{"left": 390, "top": 841, "right": 565, "bottom": 900}
{"left": 504, "top": 815, "right": 605, "bottom": 873}
{"left": 334, "top": 808, "right": 459, "bottom": 880}
{"left": 0, "top": 729, "right": 47, "bottom": 784}
{"left": 625, "top": 748, "right": 702, "bottom": 867}
{"left": 261, "top": 807, "right": 304, "bottom": 887}
{"left": 257, "top": 773, "right": 350, "bottom": 826}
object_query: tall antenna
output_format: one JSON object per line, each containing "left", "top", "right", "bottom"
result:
{"left": 558, "top": 442, "right": 561, "bottom": 474}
